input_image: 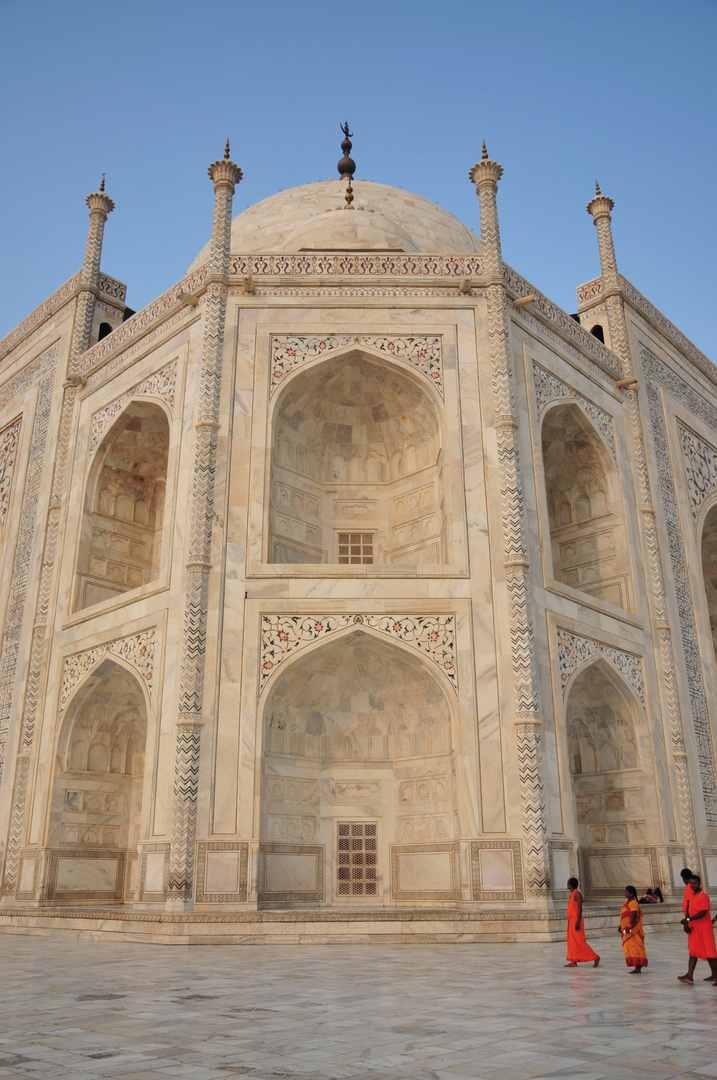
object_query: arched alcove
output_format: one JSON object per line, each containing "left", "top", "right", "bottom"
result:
{"left": 701, "top": 502, "right": 717, "bottom": 666}
{"left": 50, "top": 659, "right": 148, "bottom": 859}
{"left": 268, "top": 353, "right": 448, "bottom": 565}
{"left": 541, "top": 403, "right": 632, "bottom": 610}
{"left": 260, "top": 630, "right": 456, "bottom": 904}
{"left": 566, "top": 659, "right": 658, "bottom": 896}
{"left": 74, "top": 402, "right": 169, "bottom": 611}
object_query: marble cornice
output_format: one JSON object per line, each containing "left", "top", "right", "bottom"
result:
{"left": 0, "top": 271, "right": 82, "bottom": 365}
{"left": 502, "top": 264, "right": 622, "bottom": 380}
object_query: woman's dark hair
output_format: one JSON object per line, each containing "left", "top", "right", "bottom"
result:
{"left": 625, "top": 885, "right": 638, "bottom": 899}
{"left": 654, "top": 887, "right": 664, "bottom": 902}
{"left": 681, "top": 867, "right": 694, "bottom": 882}
{"left": 567, "top": 877, "right": 579, "bottom": 890}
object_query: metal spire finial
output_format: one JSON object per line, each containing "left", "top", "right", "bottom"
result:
{"left": 224, "top": 139, "right": 231, "bottom": 160}
{"left": 338, "top": 122, "right": 356, "bottom": 209}
{"left": 99, "top": 174, "right": 105, "bottom": 192}
{"left": 595, "top": 180, "right": 601, "bottom": 196}
{"left": 482, "top": 141, "right": 488, "bottom": 160}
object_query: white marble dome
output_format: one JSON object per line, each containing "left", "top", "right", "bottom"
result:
{"left": 188, "top": 180, "right": 480, "bottom": 269}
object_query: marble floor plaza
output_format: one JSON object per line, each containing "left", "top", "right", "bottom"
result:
{"left": 0, "top": 931, "right": 716, "bottom": 1080}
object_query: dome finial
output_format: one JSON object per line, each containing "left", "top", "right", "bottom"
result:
{"left": 595, "top": 179, "right": 601, "bottom": 196}
{"left": 99, "top": 173, "right": 105, "bottom": 192}
{"left": 338, "top": 121, "right": 356, "bottom": 209}
{"left": 482, "top": 140, "right": 488, "bottom": 161}
{"left": 224, "top": 139, "right": 231, "bottom": 160}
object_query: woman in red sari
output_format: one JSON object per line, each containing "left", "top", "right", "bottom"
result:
{"left": 619, "top": 886, "right": 648, "bottom": 973}
{"left": 565, "top": 877, "right": 600, "bottom": 968}
{"left": 678, "top": 875, "right": 717, "bottom": 984}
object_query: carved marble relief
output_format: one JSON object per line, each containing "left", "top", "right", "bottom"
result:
{"left": 677, "top": 422, "right": 717, "bottom": 525}
{"left": 88, "top": 360, "right": 177, "bottom": 456}
{"left": 556, "top": 628, "right": 645, "bottom": 707}
{"left": 260, "top": 614, "right": 457, "bottom": 691}
{"left": 0, "top": 418, "right": 21, "bottom": 533}
{"left": 60, "top": 629, "right": 155, "bottom": 714}
{"left": 533, "top": 362, "right": 616, "bottom": 461}
{"left": 270, "top": 334, "right": 443, "bottom": 397}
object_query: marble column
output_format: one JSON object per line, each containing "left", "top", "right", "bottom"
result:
{"left": 2, "top": 183, "right": 114, "bottom": 897}
{"left": 167, "top": 144, "right": 242, "bottom": 905}
{"left": 587, "top": 186, "right": 698, "bottom": 870}
{"left": 470, "top": 146, "right": 551, "bottom": 897}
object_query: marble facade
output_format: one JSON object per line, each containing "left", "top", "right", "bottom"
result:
{"left": 0, "top": 146, "right": 715, "bottom": 937}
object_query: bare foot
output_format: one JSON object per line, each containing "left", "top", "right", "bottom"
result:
{"left": 593, "top": 956, "right": 600, "bottom": 968}
{"left": 629, "top": 968, "right": 642, "bottom": 974}
{"left": 677, "top": 975, "right": 694, "bottom": 984}
{"left": 564, "top": 962, "right": 578, "bottom": 967}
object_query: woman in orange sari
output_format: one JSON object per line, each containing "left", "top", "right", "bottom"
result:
{"left": 619, "top": 886, "right": 648, "bottom": 973}
{"left": 565, "top": 877, "right": 600, "bottom": 968}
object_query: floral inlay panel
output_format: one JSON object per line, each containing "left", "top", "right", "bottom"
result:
{"left": 556, "top": 628, "right": 644, "bottom": 707}
{"left": 270, "top": 335, "right": 443, "bottom": 397}
{"left": 260, "top": 613, "right": 457, "bottom": 691}
{"left": 89, "top": 361, "right": 177, "bottom": 455}
{"left": 60, "top": 629, "right": 156, "bottom": 713}
{"left": 677, "top": 423, "right": 717, "bottom": 525}
{"left": 0, "top": 417, "right": 21, "bottom": 531}
{"left": 533, "top": 363, "right": 616, "bottom": 461}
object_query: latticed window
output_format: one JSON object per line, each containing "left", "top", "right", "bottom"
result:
{"left": 337, "top": 532, "right": 374, "bottom": 564}
{"left": 336, "top": 822, "right": 377, "bottom": 896}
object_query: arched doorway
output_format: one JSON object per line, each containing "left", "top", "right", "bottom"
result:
{"left": 259, "top": 631, "right": 456, "bottom": 905}
{"left": 74, "top": 402, "right": 169, "bottom": 611}
{"left": 541, "top": 403, "right": 632, "bottom": 611}
{"left": 49, "top": 659, "right": 147, "bottom": 899}
{"left": 268, "top": 352, "right": 447, "bottom": 565}
{"left": 566, "top": 659, "right": 659, "bottom": 898}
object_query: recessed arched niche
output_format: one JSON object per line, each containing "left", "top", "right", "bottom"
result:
{"left": 268, "top": 353, "right": 448, "bottom": 565}
{"left": 50, "top": 659, "right": 147, "bottom": 859}
{"left": 541, "top": 403, "right": 632, "bottom": 611}
{"left": 74, "top": 402, "right": 169, "bottom": 611}
{"left": 566, "top": 659, "right": 658, "bottom": 896}
{"left": 260, "top": 631, "right": 456, "bottom": 903}
{"left": 701, "top": 503, "right": 717, "bottom": 667}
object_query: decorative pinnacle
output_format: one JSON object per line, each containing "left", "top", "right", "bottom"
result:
{"left": 224, "top": 139, "right": 230, "bottom": 160}
{"left": 586, "top": 182, "right": 614, "bottom": 218}
{"left": 469, "top": 143, "right": 503, "bottom": 188}
{"left": 338, "top": 121, "right": 356, "bottom": 209}
{"left": 99, "top": 174, "right": 105, "bottom": 192}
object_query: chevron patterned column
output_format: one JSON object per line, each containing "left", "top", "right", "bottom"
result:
{"left": 587, "top": 187, "right": 698, "bottom": 870}
{"left": 2, "top": 185, "right": 114, "bottom": 898}
{"left": 470, "top": 146, "right": 550, "bottom": 897}
{"left": 167, "top": 144, "right": 242, "bottom": 902}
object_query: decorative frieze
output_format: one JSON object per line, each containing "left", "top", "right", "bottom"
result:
{"left": 677, "top": 423, "right": 717, "bottom": 525}
{"left": 260, "top": 613, "right": 457, "bottom": 691}
{"left": 576, "top": 277, "right": 602, "bottom": 305}
{"left": 89, "top": 361, "right": 177, "bottom": 455}
{"left": 0, "top": 273, "right": 81, "bottom": 364}
{"left": 532, "top": 363, "right": 616, "bottom": 460}
{"left": 0, "top": 418, "right": 21, "bottom": 530}
{"left": 623, "top": 276, "right": 715, "bottom": 388}
{"left": 271, "top": 334, "right": 443, "bottom": 397}
{"left": 556, "top": 629, "right": 645, "bottom": 707}
{"left": 59, "top": 629, "right": 155, "bottom": 713}
{"left": 97, "top": 273, "right": 127, "bottom": 304}
{"left": 230, "top": 253, "right": 483, "bottom": 279}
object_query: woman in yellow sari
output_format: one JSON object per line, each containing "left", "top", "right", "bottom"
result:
{"left": 619, "top": 885, "right": 648, "bottom": 973}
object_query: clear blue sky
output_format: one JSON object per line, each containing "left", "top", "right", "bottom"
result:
{"left": 1, "top": 0, "right": 715, "bottom": 355}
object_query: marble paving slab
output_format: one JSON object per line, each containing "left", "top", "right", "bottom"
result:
{"left": 0, "top": 930, "right": 715, "bottom": 1079}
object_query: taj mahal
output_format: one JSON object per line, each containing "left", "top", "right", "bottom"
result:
{"left": 0, "top": 128, "right": 715, "bottom": 943}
